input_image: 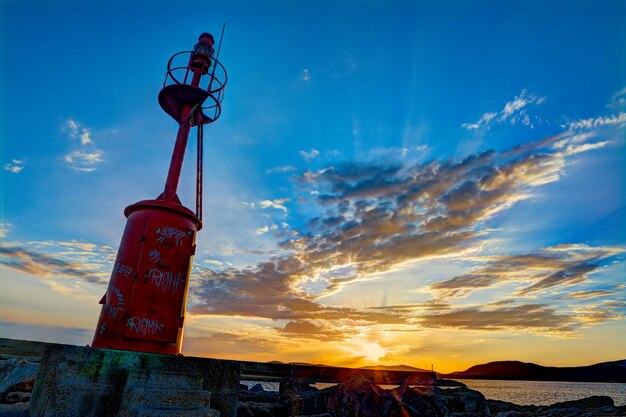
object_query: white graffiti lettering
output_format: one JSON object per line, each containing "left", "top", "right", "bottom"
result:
{"left": 104, "top": 285, "right": 125, "bottom": 319}
{"left": 115, "top": 262, "right": 132, "bottom": 277}
{"left": 104, "top": 304, "right": 122, "bottom": 319}
{"left": 155, "top": 226, "right": 188, "bottom": 247}
{"left": 148, "top": 249, "right": 162, "bottom": 264}
{"left": 127, "top": 317, "right": 163, "bottom": 336}
{"left": 147, "top": 268, "right": 184, "bottom": 293}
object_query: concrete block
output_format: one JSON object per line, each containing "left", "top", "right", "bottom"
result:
{"left": 37, "top": 382, "right": 120, "bottom": 417}
{"left": 29, "top": 342, "right": 239, "bottom": 417}
{"left": 125, "top": 369, "right": 204, "bottom": 390}
{"left": 120, "top": 386, "right": 211, "bottom": 410}
{"left": 133, "top": 409, "right": 219, "bottom": 417}
{"left": 0, "top": 402, "right": 30, "bottom": 417}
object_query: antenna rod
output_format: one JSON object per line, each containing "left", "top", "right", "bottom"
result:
{"left": 216, "top": 23, "right": 226, "bottom": 60}
{"left": 207, "top": 24, "right": 226, "bottom": 95}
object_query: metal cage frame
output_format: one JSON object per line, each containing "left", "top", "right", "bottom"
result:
{"left": 162, "top": 51, "right": 228, "bottom": 124}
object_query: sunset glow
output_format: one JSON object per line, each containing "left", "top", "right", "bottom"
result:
{"left": 1, "top": 0, "right": 625, "bottom": 374}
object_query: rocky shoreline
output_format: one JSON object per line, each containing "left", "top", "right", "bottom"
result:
{"left": 1, "top": 356, "right": 624, "bottom": 417}
{"left": 239, "top": 377, "right": 626, "bottom": 417}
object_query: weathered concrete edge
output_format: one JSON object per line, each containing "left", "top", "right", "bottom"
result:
{"left": 29, "top": 342, "right": 241, "bottom": 417}
{"left": 0, "top": 337, "right": 45, "bottom": 358}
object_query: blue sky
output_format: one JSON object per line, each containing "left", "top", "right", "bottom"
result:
{"left": 1, "top": 0, "right": 625, "bottom": 372}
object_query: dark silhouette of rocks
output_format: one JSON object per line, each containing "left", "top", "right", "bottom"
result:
{"left": 436, "top": 379, "right": 467, "bottom": 387}
{"left": 326, "top": 376, "right": 400, "bottom": 417}
{"left": 236, "top": 377, "right": 626, "bottom": 417}
{"left": 487, "top": 396, "right": 625, "bottom": 417}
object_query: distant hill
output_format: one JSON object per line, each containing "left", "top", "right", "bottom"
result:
{"left": 265, "top": 359, "right": 626, "bottom": 382}
{"left": 443, "top": 360, "right": 626, "bottom": 382}
{"left": 596, "top": 359, "right": 625, "bottom": 368}
{"left": 360, "top": 364, "right": 431, "bottom": 372}
{"left": 267, "top": 361, "right": 331, "bottom": 367}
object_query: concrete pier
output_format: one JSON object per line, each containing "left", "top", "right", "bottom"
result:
{"left": 29, "top": 343, "right": 240, "bottom": 417}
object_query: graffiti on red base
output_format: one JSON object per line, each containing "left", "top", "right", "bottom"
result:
{"left": 114, "top": 262, "right": 132, "bottom": 277}
{"left": 147, "top": 268, "right": 184, "bottom": 293}
{"left": 155, "top": 226, "right": 188, "bottom": 247}
{"left": 104, "top": 285, "right": 125, "bottom": 319}
{"left": 148, "top": 249, "right": 163, "bottom": 264}
{"left": 127, "top": 317, "right": 163, "bottom": 336}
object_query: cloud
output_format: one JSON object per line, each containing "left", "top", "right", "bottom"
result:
{"left": 561, "top": 289, "right": 617, "bottom": 300}
{"left": 0, "top": 223, "right": 11, "bottom": 239}
{"left": 266, "top": 165, "right": 296, "bottom": 174}
{"left": 203, "top": 259, "right": 231, "bottom": 267}
{"left": 62, "top": 118, "right": 103, "bottom": 172}
{"left": 66, "top": 119, "right": 79, "bottom": 133}
{"left": 256, "top": 225, "right": 270, "bottom": 235}
{"left": 431, "top": 244, "right": 624, "bottom": 298}
{"left": 188, "top": 125, "right": 622, "bottom": 337}
{"left": 64, "top": 150, "right": 104, "bottom": 172}
{"left": 243, "top": 198, "right": 290, "bottom": 214}
{"left": 566, "top": 111, "right": 626, "bottom": 130}
{"left": 65, "top": 118, "right": 93, "bottom": 145}
{"left": 0, "top": 242, "right": 110, "bottom": 285}
{"left": 419, "top": 303, "right": 578, "bottom": 333}
{"left": 256, "top": 224, "right": 281, "bottom": 236}
{"left": 277, "top": 319, "right": 355, "bottom": 341}
{"left": 260, "top": 198, "right": 290, "bottom": 212}
{"left": 370, "top": 301, "right": 451, "bottom": 313}
{"left": 461, "top": 112, "right": 497, "bottom": 130}
{"left": 300, "top": 149, "right": 320, "bottom": 162}
{"left": 498, "top": 91, "right": 544, "bottom": 123}
{"left": 553, "top": 132, "right": 595, "bottom": 149}
{"left": 461, "top": 89, "right": 545, "bottom": 130}
{"left": 4, "top": 158, "right": 25, "bottom": 173}
{"left": 0, "top": 240, "right": 116, "bottom": 298}
{"left": 191, "top": 258, "right": 407, "bottom": 328}
{"left": 607, "top": 87, "right": 626, "bottom": 108}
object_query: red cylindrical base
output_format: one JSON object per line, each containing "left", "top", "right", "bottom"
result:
{"left": 92, "top": 199, "right": 201, "bottom": 354}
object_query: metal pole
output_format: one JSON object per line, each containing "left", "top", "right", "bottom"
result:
{"left": 196, "top": 122, "right": 203, "bottom": 219}
{"left": 162, "top": 68, "right": 203, "bottom": 202}
{"left": 163, "top": 105, "right": 192, "bottom": 201}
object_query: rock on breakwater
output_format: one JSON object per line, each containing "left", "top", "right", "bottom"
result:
{"left": 0, "top": 356, "right": 39, "bottom": 417}
{"left": 238, "top": 376, "right": 626, "bottom": 417}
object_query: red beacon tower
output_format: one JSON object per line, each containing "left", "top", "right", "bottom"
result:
{"left": 92, "top": 33, "right": 227, "bottom": 354}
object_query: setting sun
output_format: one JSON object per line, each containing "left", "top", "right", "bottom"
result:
{"left": 360, "top": 342, "right": 387, "bottom": 363}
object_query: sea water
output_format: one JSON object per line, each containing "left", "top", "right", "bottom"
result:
{"left": 457, "top": 379, "right": 626, "bottom": 406}
{"left": 241, "top": 379, "right": 626, "bottom": 406}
